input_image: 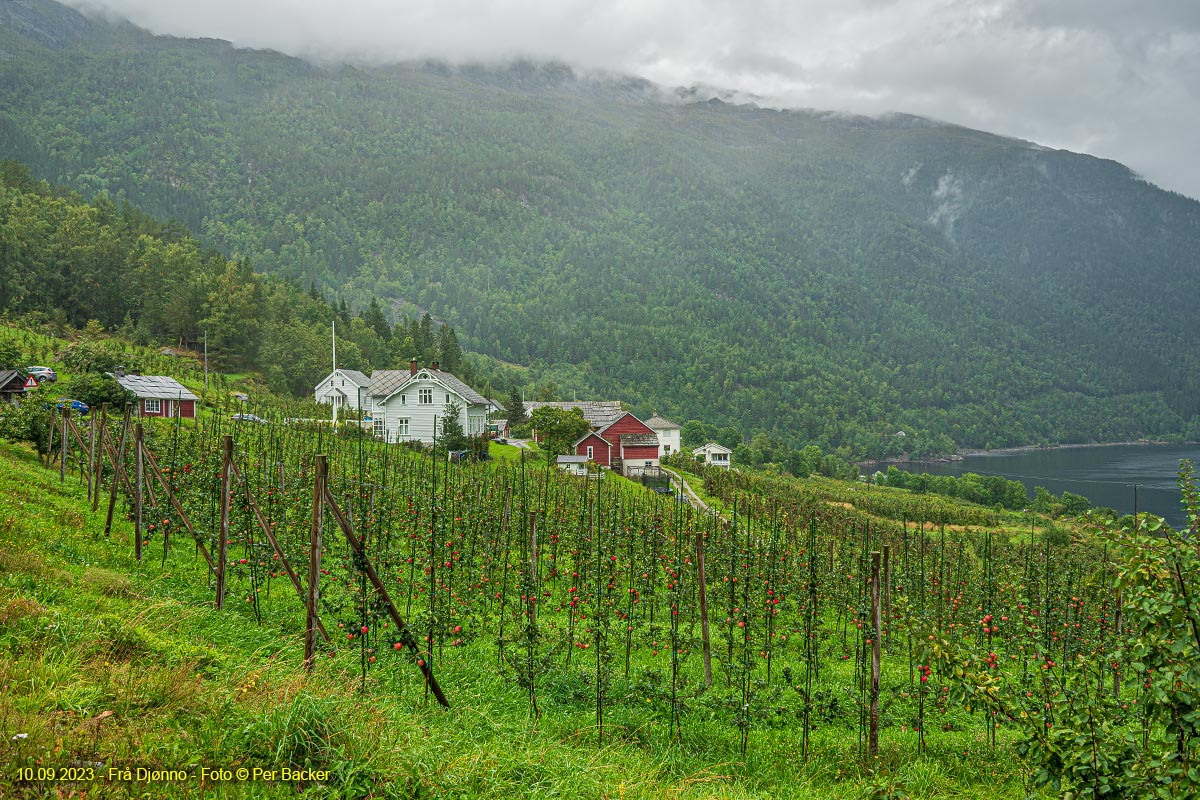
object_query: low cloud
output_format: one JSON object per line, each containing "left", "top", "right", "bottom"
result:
{"left": 66, "top": 0, "right": 1200, "bottom": 199}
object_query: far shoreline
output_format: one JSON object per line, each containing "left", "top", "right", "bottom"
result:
{"left": 861, "top": 439, "right": 1197, "bottom": 469}
{"left": 957, "top": 439, "right": 1191, "bottom": 458}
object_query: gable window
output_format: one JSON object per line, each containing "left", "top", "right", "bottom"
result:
{"left": 144, "top": 398, "right": 161, "bottom": 414}
{"left": 419, "top": 388, "right": 433, "bottom": 405}
{"left": 397, "top": 418, "right": 410, "bottom": 437}
{"left": 586, "top": 445, "right": 594, "bottom": 460}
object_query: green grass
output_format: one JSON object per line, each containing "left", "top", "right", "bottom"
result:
{"left": 0, "top": 439, "right": 1041, "bottom": 799}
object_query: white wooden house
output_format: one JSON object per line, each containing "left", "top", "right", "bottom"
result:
{"left": 314, "top": 368, "right": 371, "bottom": 412}
{"left": 366, "top": 361, "right": 489, "bottom": 445}
{"left": 693, "top": 442, "right": 733, "bottom": 468}
{"left": 644, "top": 414, "right": 681, "bottom": 458}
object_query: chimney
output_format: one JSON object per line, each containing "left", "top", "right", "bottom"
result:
{"left": 431, "top": 360, "right": 440, "bottom": 371}
{"left": 116, "top": 366, "right": 126, "bottom": 378}
{"left": 409, "top": 358, "right": 418, "bottom": 376}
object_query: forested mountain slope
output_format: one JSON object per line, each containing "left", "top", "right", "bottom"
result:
{"left": 1, "top": 0, "right": 1198, "bottom": 457}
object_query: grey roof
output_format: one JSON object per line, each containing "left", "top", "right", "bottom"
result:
{"left": 339, "top": 369, "right": 371, "bottom": 388}
{"left": 621, "top": 433, "right": 661, "bottom": 448}
{"left": 644, "top": 414, "right": 681, "bottom": 431}
{"left": 557, "top": 455, "right": 588, "bottom": 464}
{"left": 0, "top": 369, "right": 24, "bottom": 390}
{"left": 694, "top": 441, "right": 732, "bottom": 454}
{"left": 367, "top": 370, "right": 411, "bottom": 397}
{"left": 368, "top": 368, "right": 488, "bottom": 406}
{"left": 315, "top": 369, "right": 370, "bottom": 393}
{"left": 525, "top": 400, "right": 624, "bottom": 429}
{"left": 114, "top": 375, "right": 199, "bottom": 401}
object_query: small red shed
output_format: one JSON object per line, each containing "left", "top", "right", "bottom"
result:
{"left": 114, "top": 374, "right": 198, "bottom": 419}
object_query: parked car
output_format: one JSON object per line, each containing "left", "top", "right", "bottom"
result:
{"left": 448, "top": 449, "right": 490, "bottom": 463}
{"left": 231, "top": 413, "right": 268, "bottom": 424}
{"left": 52, "top": 397, "right": 89, "bottom": 415}
{"left": 27, "top": 366, "right": 57, "bottom": 383}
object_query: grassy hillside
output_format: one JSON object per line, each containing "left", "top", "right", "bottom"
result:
{"left": 0, "top": 0, "right": 1198, "bottom": 457}
{"left": 0, "top": 437, "right": 1039, "bottom": 799}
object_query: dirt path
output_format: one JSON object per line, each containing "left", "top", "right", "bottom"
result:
{"left": 661, "top": 466, "right": 713, "bottom": 514}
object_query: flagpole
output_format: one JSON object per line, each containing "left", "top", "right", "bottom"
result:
{"left": 331, "top": 320, "right": 338, "bottom": 427}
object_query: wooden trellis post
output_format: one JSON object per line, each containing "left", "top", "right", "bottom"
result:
{"left": 883, "top": 544, "right": 892, "bottom": 648}
{"left": 868, "top": 550, "right": 882, "bottom": 760}
{"left": 92, "top": 405, "right": 107, "bottom": 513}
{"left": 215, "top": 435, "right": 233, "bottom": 609}
{"left": 60, "top": 407, "right": 68, "bottom": 482}
{"left": 304, "top": 454, "right": 326, "bottom": 672}
{"left": 87, "top": 411, "right": 97, "bottom": 501}
{"left": 695, "top": 526, "right": 713, "bottom": 687}
{"left": 134, "top": 423, "right": 144, "bottom": 561}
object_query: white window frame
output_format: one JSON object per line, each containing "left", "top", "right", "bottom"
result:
{"left": 418, "top": 388, "right": 432, "bottom": 405}
{"left": 397, "top": 418, "right": 410, "bottom": 437}
{"left": 373, "top": 417, "right": 385, "bottom": 439}
{"left": 144, "top": 398, "right": 161, "bottom": 414}
{"left": 586, "top": 445, "right": 594, "bottom": 460}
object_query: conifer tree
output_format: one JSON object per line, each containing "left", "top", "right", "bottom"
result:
{"left": 364, "top": 297, "right": 391, "bottom": 341}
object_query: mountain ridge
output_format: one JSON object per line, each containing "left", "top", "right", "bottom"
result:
{"left": 1, "top": 0, "right": 1198, "bottom": 458}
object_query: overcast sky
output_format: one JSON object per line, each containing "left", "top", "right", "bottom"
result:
{"left": 70, "top": 0, "right": 1200, "bottom": 199}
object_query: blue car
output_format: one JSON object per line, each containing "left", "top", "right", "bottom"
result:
{"left": 54, "top": 398, "right": 89, "bottom": 415}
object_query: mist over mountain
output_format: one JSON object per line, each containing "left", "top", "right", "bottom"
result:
{"left": 1, "top": 0, "right": 1198, "bottom": 458}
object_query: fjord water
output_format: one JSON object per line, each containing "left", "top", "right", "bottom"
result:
{"left": 893, "top": 445, "right": 1199, "bottom": 530}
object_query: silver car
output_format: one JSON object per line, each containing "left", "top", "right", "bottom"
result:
{"left": 26, "top": 366, "right": 57, "bottom": 383}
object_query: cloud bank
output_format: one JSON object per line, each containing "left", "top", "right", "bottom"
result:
{"left": 67, "top": 0, "right": 1200, "bottom": 199}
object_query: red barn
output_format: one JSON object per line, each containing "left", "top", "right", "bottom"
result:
{"left": 574, "top": 431, "right": 612, "bottom": 466}
{"left": 574, "top": 412, "right": 660, "bottom": 476}
{"left": 114, "top": 374, "right": 198, "bottom": 419}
